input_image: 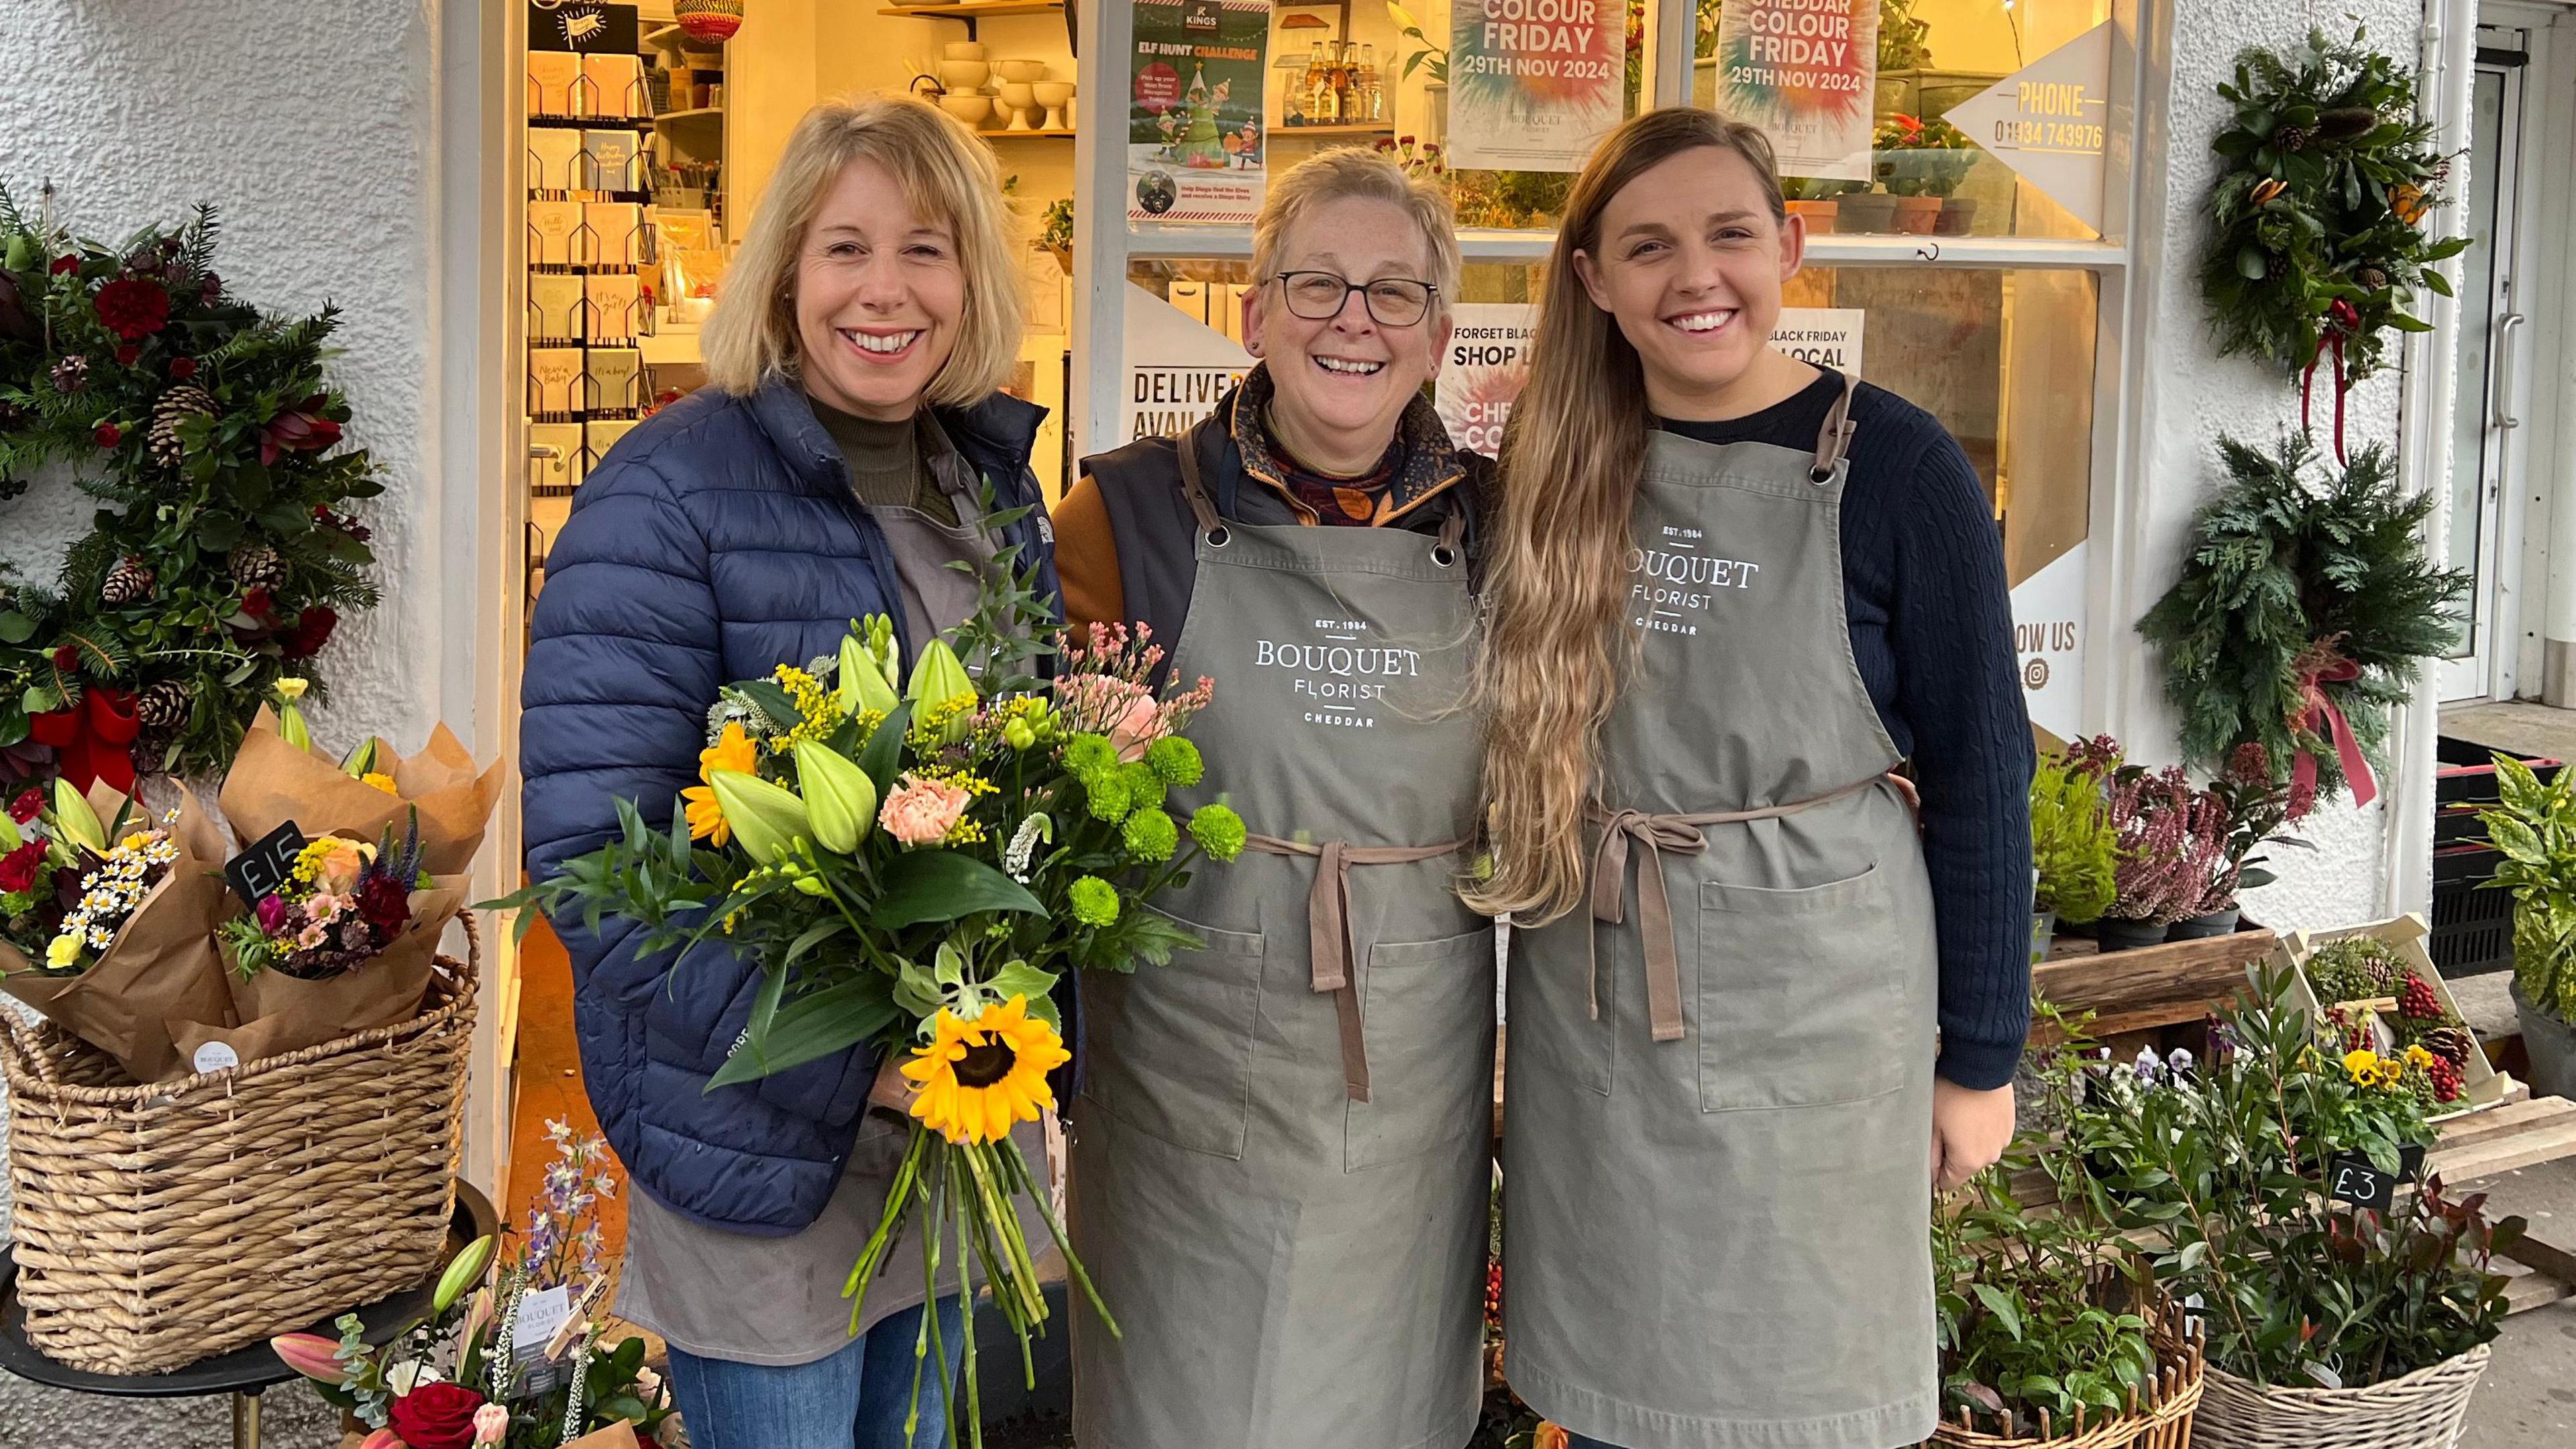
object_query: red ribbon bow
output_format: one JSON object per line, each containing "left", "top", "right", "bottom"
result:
{"left": 2302, "top": 299, "right": 2364, "bottom": 466}
{"left": 28, "top": 688, "right": 140, "bottom": 796}
{"left": 2289, "top": 655, "right": 2375, "bottom": 809}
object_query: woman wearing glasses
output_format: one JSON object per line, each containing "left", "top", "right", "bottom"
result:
{"left": 1053, "top": 148, "right": 1497, "bottom": 1449}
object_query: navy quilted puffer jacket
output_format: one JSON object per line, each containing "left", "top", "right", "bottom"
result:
{"left": 521, "top": 376, "right": 1059, "bottom": 1236}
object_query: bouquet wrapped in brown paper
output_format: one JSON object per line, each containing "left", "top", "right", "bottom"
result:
{"left": 0, "top": 780, "right": 235, "bottom": 1083}
{"left": 221, "top": 681, "right": 506, "bottom": 875}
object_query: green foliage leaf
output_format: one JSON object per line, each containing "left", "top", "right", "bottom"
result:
{"left": 868, "top": 849, "right": 1045, "bottom": 930}
{"left": 706, "top": 975, "right": 901, "bottom": 1089}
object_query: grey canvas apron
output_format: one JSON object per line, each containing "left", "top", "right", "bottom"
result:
{"left": 1070, "top": 428, "right": 1497, "bottom": 1449}
{"left": 1500, "top": 377, "right": 1939, "bottom": 1449}
{"left": 619, "top": 455, "right": 1049, "bottom": 1368}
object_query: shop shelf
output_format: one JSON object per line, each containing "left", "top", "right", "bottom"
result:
{"left": 655, "top": 107, "right": 724, "bottom": 124}
{"left": 977, "top": 129, "right": 1078, "bottom": 140}
{"left": 879, "top": 1, "right": 1065, "bottom": 19}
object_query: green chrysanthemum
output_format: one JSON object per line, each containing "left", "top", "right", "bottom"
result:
{"left": 1120, "top": 761, "right": 1167, "bottom": 812}
{"left": 1067, "top": 875, "right": 1120, "bottom": 928}
{"left": 1061, "top": 733, "right": 1118, "bottom": 783}
{"left": 1187, "top": 803, "right": 1246, "bottom": 862}
{"left": 1144, "top": 736, "right": 1203, "bottom": 787}
{"left": 1122, "top": 806, "right": 1179, "bottom": 863}
{"left": 1083, "top": 767, "right": 1132, "bottom": 822}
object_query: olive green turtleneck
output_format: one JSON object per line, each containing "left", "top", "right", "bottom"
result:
{"left": 809, "top": 397, "right": 956, "bottom": 527}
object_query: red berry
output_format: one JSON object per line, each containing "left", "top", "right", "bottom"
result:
{"left": 93, "top": 422, "right": 120, "bottom": 448}
{"left": 2398, "top": 972, "right": 2441, "bottom": 1020}
{"left": 169, "top": 356, "right": 197, "bottom": 379}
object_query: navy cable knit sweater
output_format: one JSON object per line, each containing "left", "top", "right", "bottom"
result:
{"left": 1662, "top": 370, "right": 2033, "bottom": 1090}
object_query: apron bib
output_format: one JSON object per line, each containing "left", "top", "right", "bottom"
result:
{"left": 1071, "top": 425, "right": 1497, "bottom": 1449}
{"left": 1501, "top": 378, "right": 1941, "bottom": 1449}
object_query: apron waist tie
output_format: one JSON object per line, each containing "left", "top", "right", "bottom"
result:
{"left": 1587, "top": 773, "right": 1897, "bottom": 1044}
{"left": 1244, "top": 833, "right": 1470, "bottom": 1103}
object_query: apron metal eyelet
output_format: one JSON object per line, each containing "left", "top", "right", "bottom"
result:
{"left": 1430, "top": 545, "right": 1459, "bottom": 568}
{"left": 1205, "top": 525, "right": 1232, "bottom": 547}
{"left": 1808, "top": 466, "right": 1835, "bottom": 485}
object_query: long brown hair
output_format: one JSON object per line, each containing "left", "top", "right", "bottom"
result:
{"left": 1464, "top": 108, "right": 1787, "bottom": 924}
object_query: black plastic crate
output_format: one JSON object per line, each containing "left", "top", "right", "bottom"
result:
{"left": 2434, "top": 736, "right": 2563, "bottom": 806}
{"left": 2430, "top": 842, "right": 2516, "bottom": 977}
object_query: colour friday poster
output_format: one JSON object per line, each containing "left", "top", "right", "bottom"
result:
{"left": 1711, "top": 0, "right": 1878, "bottom": 181}
{"left": 1445, "top": 0, "right": 1625, "bottom": 172}
{"left": 1128, "top": 0, "right": 1271, "bottom": 224}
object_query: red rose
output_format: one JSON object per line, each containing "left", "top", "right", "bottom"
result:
{"left": 95, "top": 423, "right": 121, "bottom": 448}
{"left": 258, "top": 393, "right": 342, "bottom": 466}
{"left": 282, "top": 605, "right": 338, "bottom": 659}
{"left": 7, "top": 788, "right": 40, "bottom": 824}
{"left": 48, "top": 256, "right": 78, "bottom": 276}
{"left": 356, "top": 873, "right": 411, "bottom": 937}
{"left": 242, "top": 586, "right": 276, "bottom": 619}
{"left": 49, "top": 645, "right": 78, "bottom": 672}
{"left": 0, "top": 841, "right": 44, "bottom": 895}
{"left": 114, "top": 343, "right": 140, "bottom": 366}
{"left": 93, "top": 276, "right": 171, "bottom": 340}
{"left": 169, "top": 356, "right": 197, "bottom": 379}
{"left": 386, "top": 1382, "right": 487, "bottom": 1449}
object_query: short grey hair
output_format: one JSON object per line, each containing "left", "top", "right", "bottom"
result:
{"left": 1249, "top": 148, "right": 1462, "bottom": 314}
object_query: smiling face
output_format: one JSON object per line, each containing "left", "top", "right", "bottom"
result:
{"left": 793, "top": 156, "right": 967, "bottom": 422}
{"left": 1572, "top": 145, "right": 1806, "bottom": 420}
{"left": 1244, "top": 195, "right": 1453, "bottom": 476}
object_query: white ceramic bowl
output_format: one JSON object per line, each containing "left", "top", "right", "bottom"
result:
{"left": 996, "top": 60, "right": 1049, "bottom": 84}
{"left": 1033, "top": 80, "right": 1075, "bottom": 107}
{"left": 938, "top": 93, "right": 994, "bottom": 126}
{"left": 998, "top": 81, "right": 1037, "bottom": 110}
{"left": 938, "top": 60, "right": 990, "bottom": 91}
{"left": 942, "top": 41, "right": 988, "bottom": 61}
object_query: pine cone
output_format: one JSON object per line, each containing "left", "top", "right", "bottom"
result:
{"left": 2275, "top": 123, "right": 2316, "bottom": 153}
{"left": 148, "top": 383, "right": 217, "bottom": 468}
{"left": 229, "top": 543, "right": 287, "bottom": 589}
{"left": 2420, "top": 1022, "right": 2477, "bottom": 1067}
{"left": 101, "top": 555, "right": 156, "bottom": 606}
{"left": 135, "top": 678, "right": 191, "bottom": 729}
{"left": 2356, "top": 266, "right": 2390, "bottom": 290}
{"left": 49, "top": 354, "right": 89, "bottom": 394}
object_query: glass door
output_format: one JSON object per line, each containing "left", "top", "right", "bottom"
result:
{"left": 2442, "top": 35, "right": 2530, "bottom": 702}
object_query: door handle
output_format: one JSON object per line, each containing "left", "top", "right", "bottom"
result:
{"left": 2495, "top": 312, "right": 2526, "bottom": 430}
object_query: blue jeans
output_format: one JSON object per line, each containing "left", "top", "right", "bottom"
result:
{"left": 667, "top": 1296, "right": 971, "bottom": 1449}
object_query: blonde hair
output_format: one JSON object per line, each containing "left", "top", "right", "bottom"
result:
{"left": 703, "top": 95, "right": 1026, "bottom": 405}
{"left": 1464, "top": 109, "right": 1788, "bottom": 923}
{"left": 1250, "top": 147, "right": 1461, "bottom": 309}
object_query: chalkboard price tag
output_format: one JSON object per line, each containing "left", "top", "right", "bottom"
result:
{"left": 2399, "top": 1142, "right": 2427, "bottom": 1181}
{"left": 223, "top": 821, "right": 309, "bottom": 908}
{"left": 2326, "top": 1152, "right": 2398, "bottom": 1212}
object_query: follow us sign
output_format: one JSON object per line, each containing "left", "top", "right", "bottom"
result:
{"left": 2009, "top": 540, "right": 2087, "bottom": 743}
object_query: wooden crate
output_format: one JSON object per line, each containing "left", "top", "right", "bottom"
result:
{"left": 2266, "top": 913, "right": 2509, "bottom": 1117}
{"left": 2030, "top": 924, "right": 2281, "bottom": 1044}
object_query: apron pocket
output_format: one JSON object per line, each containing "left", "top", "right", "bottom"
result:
{"left": 1346, "top": 926, "right": 1499, "bottom": 1172}
{"left": 1082, "top": 908, "right": 1266, "bottom": 1160}
{"left": 1696, "top": 863, "right": 1904, "bottom": 1112}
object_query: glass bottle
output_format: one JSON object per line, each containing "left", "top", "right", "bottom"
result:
{"left": 1305, "top": 42, "right": 1333, "bottom": 125}
{"left": 1359, "top": 44, "right": 1381, "bottom": 122}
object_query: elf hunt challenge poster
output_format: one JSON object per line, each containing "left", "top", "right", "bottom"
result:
{"left": 1710, "top": 0, "right": 1879, "bottom": 181}
{"left": 1445, "top": 0, "right": 1626, "bottom": 172}
{"left": 1128, "top": 0, "right": 1272, "bottom": 224}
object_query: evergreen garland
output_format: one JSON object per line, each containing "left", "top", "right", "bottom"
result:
{"left": 0, "top": 187, "right": 380, "bottom": 784}
{"left": 2139, "top": 433, "right": 2465, "bottom": 802}
{"left": 2201, "top": 27, "right": 2469, "bottom": 454}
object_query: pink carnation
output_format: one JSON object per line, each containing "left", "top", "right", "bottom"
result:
{"left": 1108, "top": 693, "right": 1167, "bottom": 763}
{"left": 879, "top": 774, "right": 971, "bottom": 848}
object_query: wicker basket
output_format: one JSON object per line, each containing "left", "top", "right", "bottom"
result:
{"left": 1, "top": 918, "right": 478, "bottom": 1375}
{"left": 1928, "top": 1299, "right": 2206, "bottom": 1449}
{"left": 2194, "top": 1344, "right": 2489, "bottom": 1449}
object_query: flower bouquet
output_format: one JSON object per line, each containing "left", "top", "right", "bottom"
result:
{"left": 490, "top": 578, "right": 1244, "bottom": 1444}
{"left": 275, "top": 1122, "right": 676, "bottom": 1449}
{"left": 221, "top": 676, "right": 507, "bottom": 877}
{"left": 0, "top": 776, "right": 234, "bottom": 1080}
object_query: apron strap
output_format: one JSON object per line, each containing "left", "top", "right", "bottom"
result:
{"left": 1173, "top": 418, "right": 1228, "bottom": 539}
{"left": 1245, "top": 832, "right": 1470, "bottom": 1102}
{"left": 1810, "top": 372, "right": 1860, "bottom": 484}
{"left": 1586, "top": 772, "right": 1892, "bottom": 1044}
{"left": 1434, "top": 503, "right": 1466, "bottom": 564}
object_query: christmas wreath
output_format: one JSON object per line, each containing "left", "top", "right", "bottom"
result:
{"left": 2201, "top": 28, "right": 2468, "bottom": 462}
{"left": 2138, "top": 433, "right": 2465, "bottom": 807}
{"left": 0, "top": 189, "right": 379, "bottom": 789}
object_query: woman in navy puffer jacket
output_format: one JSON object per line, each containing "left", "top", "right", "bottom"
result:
{"left": 520, "top": 97, "right": 1057, "bottom": 1448}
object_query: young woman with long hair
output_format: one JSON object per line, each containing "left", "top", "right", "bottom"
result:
{"left": 1472, "top": 108, "right": 2031, "bottom": 1449}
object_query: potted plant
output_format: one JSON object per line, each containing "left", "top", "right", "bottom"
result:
{"left": 1039, "top": 198, "right": 1075, "bottom": 275}
{"left": 1782, "top": 175, "right": 1864, "bottom": 234}
{"left": 2092, "top": 757, "right": 2202, "bottom": 952}
{"left": 1929, "top": 1157, "right": 2203, "bottom": 1447}
{"left": 2473, "top": 753, "right": 2576, "bottom": 1097}
{"left": 2045, "top": 977, "right": 2520, "bottom": 1446}
{"left": 2169, "top": 743, "right": 2312, "bottom": 939}
{"left": 1835, "top": 185, "right": 1902, "bottom": 235}
{"left": 2029, "top": 749, "right": 2117, "bottom": 962}
{"left": 2292, "top": 932, "right": 2481, "bottom": 1110}
{"left": 1874, "top": 113, "right": 1976, "bottom": 234}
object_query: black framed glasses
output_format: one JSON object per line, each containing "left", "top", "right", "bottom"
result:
{"left": 1272, "top": 270, "right": 1438, "bottom": 327}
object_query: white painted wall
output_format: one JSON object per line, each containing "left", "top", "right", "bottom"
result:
{"left": 2108, "top": 0, "right": 2449, "bottom": 934}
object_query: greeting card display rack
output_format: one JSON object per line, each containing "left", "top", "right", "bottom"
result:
{"left": 526, "top": 62, "right": 661, "bottom": 500}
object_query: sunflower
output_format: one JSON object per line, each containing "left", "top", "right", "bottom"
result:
{"left": 681, "top": 722, "right": 759, "bottom": 845}
{"left": 900, "top": 995, "right": 1071, "bottom": 1144}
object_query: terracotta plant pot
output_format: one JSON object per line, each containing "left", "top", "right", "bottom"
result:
{"left": 1785, "top": 199, "right": 1839, "bottom": 233}
{"left": 1890, "top": 194, "right": 1943, "bottom": 234}
{"left": 1934, "top": 197, "right": 1979, "bottom": 236}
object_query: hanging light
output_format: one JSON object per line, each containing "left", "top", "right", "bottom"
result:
{"left": 674, "top": 0, "right": 745, "bottom": 42}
